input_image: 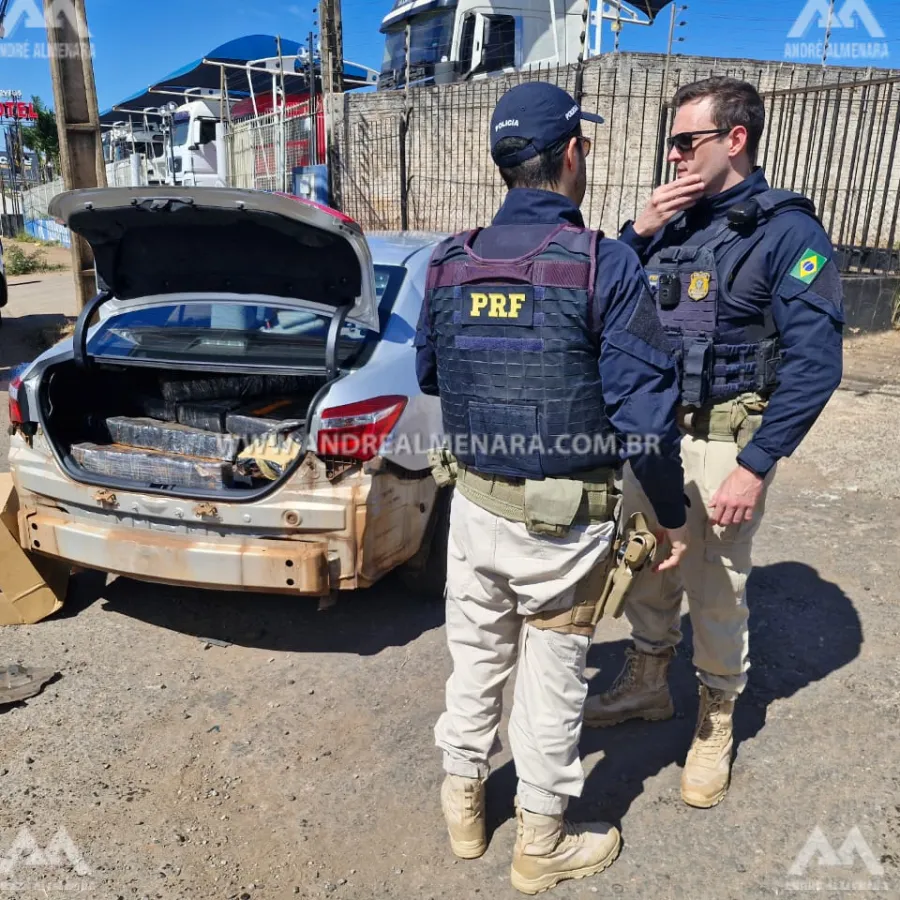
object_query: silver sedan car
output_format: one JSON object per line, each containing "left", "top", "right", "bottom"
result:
{"left": 7, "top": 188, "right": 450, "bottom": 601}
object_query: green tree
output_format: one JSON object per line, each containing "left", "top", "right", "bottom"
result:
{"left": 20, "top": 95, "right": 60, "bottom": 180}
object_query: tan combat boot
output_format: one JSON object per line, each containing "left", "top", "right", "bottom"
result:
{"left": 441, "top": 774, "right": 487, "bottom": 859}
{"left": 680, "top": 684, "right": 735, "bottom": 808}
{"left": 510, "top": 805, "right": 621, "bottom": 894}
{"left": 583, "top": 646, "right": 674, "bottom": 727}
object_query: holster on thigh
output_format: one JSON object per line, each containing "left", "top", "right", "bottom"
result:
{"left": 524, "top": 513, "right": 657, "bottom": 637}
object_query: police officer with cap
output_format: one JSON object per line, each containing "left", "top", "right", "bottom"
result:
{"left": 415, "top": 81, "right": 690, "bottom": 893}
{"left": 584, "top": 77, "right": 844, "bottom": 809}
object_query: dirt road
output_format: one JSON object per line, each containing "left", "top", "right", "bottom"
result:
{"left": 1, "top": 276, "right": 899, "bottom": 899}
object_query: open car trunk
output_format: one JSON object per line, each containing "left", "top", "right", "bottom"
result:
{"left": 39, "top": 361, "right": 330, "bottom": 498}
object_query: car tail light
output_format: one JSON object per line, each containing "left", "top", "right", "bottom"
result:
{"left": 274, "top": 192, "right": 362, "bottom": 228}
{"left": 316, "top": 395, "right": 408, "bottom": 462}
{"left": 8, "top": 376, "right": 24, "bottom": 426}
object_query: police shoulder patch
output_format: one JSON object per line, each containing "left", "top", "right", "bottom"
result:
{"left": 789, "top": 248, "right": 829, "bottom": 285}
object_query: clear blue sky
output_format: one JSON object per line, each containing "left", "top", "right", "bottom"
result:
{"left": 2, "top": 0, "right": 899, "bottom": 140}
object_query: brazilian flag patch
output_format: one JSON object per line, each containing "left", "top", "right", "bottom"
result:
{"left": 790, "top": 248, "right": 829, "bottom": 285}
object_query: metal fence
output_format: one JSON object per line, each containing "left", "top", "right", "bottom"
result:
{"left": 225, "top": 100, "right": 324, "bottom": 193}
{"left": 21, "top": 177, "right": 70, "bottom": 245}
{"left": 333, "top": 55, "right": 900, "bottom": 276}
{"left": 756, "top": 76, "right": 900, "bottom": 275}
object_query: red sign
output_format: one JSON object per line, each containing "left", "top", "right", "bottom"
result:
{"left": 0, "top": 102, "right": 38, "bottom": 121}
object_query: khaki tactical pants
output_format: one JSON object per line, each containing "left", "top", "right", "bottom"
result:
{"left": 623, "top": 433, "right": 776, "bottom": 695}
{"left": 435, "top": 490, "right": 617, "bottom": 816}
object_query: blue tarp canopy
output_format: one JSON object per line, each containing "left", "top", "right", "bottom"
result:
{"left": 100, "top": 34, "right": 376, "bottom": 127}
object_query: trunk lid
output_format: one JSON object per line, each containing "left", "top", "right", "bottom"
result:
{"left": 49, "top": 187, "right": 380, "bottom": 332}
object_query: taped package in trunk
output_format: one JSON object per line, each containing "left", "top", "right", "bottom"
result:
{"left": 226, "top": 397, "right": 309, "bottom": 439}
{"left": 159, "top": 374, "right": 318, "bottom": 404}
{"left": 106, "top": 417, "right": 242, "bottom": 462}
{"left": 160, "top": 375, "right": 268, "bottom": 404}
{"left": 176, "top": 399, "right": 245, "bottom": 433}
{"left": 236, "top": 435, "right": 304, "bottom": 481}
{"left": 71, "top": 443, "right": 233, "bottom": 489}
{"left": 138, "top": 396, "right": 178, "bottom": 422}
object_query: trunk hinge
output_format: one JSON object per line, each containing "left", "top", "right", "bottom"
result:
{"left": 73, "top": 289, "right": 114, "bottom": 370}
{"left": 325, "top": 305, "right": 351, "bottom": 381}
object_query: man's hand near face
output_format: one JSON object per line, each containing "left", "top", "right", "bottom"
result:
{"left": 633, "top": 174, "right": 706, "bottom": 238}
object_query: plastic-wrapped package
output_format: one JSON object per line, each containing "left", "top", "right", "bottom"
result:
{"left": 137, "top": 396, "right": 178, "bottom": 422}
{"left": 176, "top": 399, "right": 245, "bottom": 433}
{"left": 71, "top": 443, "right": 233, "bottom": 489}
{"left": 160, "top": 375, "right": 268, "bottom": 404}
{"left": 159, "top": 373, "right": 321, "bottom": 404}
{"left": 225, "top": 398, "right": 308, "bottom": 439}
{"left": 263, "top": 374, "right": 319, "bottom": 395}
{"left": 106, "top": 417, "right": 241, "bottom": 462}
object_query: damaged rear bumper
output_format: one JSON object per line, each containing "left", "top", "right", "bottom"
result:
{"left": 19, "top": 507, "right": 335, "bottom": 595}
{"left": 9, "top": 436, "right": 440, "bottom": 596}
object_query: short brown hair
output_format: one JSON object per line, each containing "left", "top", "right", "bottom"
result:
{"left": 672, "top": 77, "right": 765, "bottom": 164}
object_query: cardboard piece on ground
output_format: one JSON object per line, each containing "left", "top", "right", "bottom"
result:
{"left": 0, "top": 473, "right": 69, "bottom": 625}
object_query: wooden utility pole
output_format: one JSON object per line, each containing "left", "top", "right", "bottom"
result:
{"left": 318, "top": 0, "right": 343, "bottom": 208}
{"left": 42, "top": 0, "right": 106, "bottom": 310}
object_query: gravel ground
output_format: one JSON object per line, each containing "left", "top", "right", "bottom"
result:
{"left": 2, "top": 280, "right": 899, "bottom": 899}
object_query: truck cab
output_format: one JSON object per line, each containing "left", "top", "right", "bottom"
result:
{"left": 154, "top": 90, "right": 227, "bottom": 188}
{"left": 103, "top": 121, "right": 165, "bottom": 186}
{"left": 378, "top": 0, "right": 592, "bottom": 89}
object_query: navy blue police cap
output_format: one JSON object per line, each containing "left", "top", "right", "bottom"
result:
{"left": 490, "top": 82, "right": 604, "bottom": 167}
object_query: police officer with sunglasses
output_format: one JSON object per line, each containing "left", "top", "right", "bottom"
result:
{"left": 584, "top": 77, "right": 844, "bottom": 809}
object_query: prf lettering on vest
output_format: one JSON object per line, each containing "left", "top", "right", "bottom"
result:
{"left": 462, "top": 286, "right": 535, "bottom": 326}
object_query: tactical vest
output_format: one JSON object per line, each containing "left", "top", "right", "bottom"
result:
{"left": 645, "top": 188, "right": 819, "bottom": 408}
{"left": 424, "top": 224, "right": 616, "bottom": 480}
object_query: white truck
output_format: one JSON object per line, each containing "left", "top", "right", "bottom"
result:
{"left": 379, "top": 0, "right": 596, "bottom": 89}
{"left": 102, "top": 120, "right": 166, "bottom": 187}
{"left": 152, "top": 90, "right": 229, "bottom": 188}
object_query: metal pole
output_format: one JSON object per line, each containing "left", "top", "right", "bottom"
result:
{"left": 653, "top": 6, "right": 679, "bottom": 189}
{"left": 0, "top": 169, "right": 8, "bottom": 230}
{"left": 596, "top": 1, "right": 603, "bottom": 56}
{"left": 15, "top": 117, "right": 27, "bottom": 195}
{"left": 5, "top": 125, "right": 18, "bottom": 217}
{"left": 130, "top": 151, "right": 141, "bottom": 186}
{"left": 580, "top": 0, "right": 591, "bottom": 63}
{"left": 319, "top": 0, "right": 344, "bottom": 206}
{"left": 400, "top": 22, "right": 412, "bottom": 231}
{"left": 276, "top": 34, "right": 288, "bottom": 190}
{"left": 405, "top": 22, "right": 411, "bottom": 93}
{"left": 663, "top": 3, "right": 677, "bottom": 85}
{"left": 42, "top": 0, "right": 106, "bottom": 311}
{"left": 308, "top": 30, "right": 317, "bottom": 169}
{"left": 575, "top": 0, "right": 591, "bottom": 102}
{"left": 822, "top": 0, "right": 835, "bottom": 67}
{"left": 550, "top": 0, "right": 560, "bottom": 66}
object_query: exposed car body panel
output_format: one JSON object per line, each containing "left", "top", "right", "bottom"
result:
{"left": 6, "top": 227, "right": 450, "bottom": 597}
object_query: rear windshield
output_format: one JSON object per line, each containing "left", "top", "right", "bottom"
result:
{"left": 87, "top": 265, "right": 405, "bottom": 370}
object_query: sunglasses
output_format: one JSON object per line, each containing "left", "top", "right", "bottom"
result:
{"left": 666, "top": 128, "right": 730, "bottom": 153}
